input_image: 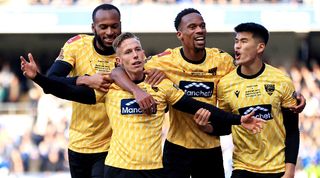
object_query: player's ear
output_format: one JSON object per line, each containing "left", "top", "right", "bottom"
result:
{"left": 176, "top": 31, "right": 182, "bottom": 40}
{"left": 115, "top": 56, "right": 121, "bottom": 65}
{"left": 91, "top": 23, "right": 95, "bottom": 33}
{"left": 257, "top": 43, "right": 265, "bottom": 54}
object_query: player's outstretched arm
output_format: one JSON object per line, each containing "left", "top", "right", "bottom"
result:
{"left": 46, "top": 60, "right": 77, "bottom": 85}
{"left": 193, "top": 108, "right": 213, "bottom": 133}
{"left": 173, "top": 95, "right": 265, "bottom": 134}
{"left": 47, "top": 59, "right": 112, "bottom": 93}
{"left": 20, "top": 53, "right": 96, "bottom": 104}
{"left": 111, "top": 67, "right": 156, "bottom": 115}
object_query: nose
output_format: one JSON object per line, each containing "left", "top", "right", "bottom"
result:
{"left": 105, "top": 27, "right": 113, "bottom": 35}
{"left": 132, "top": 50, "right": 139, "bottom": 58}
{"left": 234, "top": 42, "right": 240, "bottom": 49}
{"left": 196, "top": 26, "right": 205, "bottom": 33}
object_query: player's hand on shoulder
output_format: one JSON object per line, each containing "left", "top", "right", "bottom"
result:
{"left": 76, "top": 72, "right": 112, "bottom": 93}
{"left": 289, "top": 92, "right": 306, "bottom": 113}
{"left": 144, "top": 68, "right": 166, "bottom": 86}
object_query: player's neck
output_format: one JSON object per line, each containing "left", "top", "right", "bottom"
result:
{"left": 241, "top": 59, "right": 263, "bottom": 76}
{"left": 126, "top": 71, "right": 144, "bottom": 83}
{"left": 181, "top": 48, "right": 206, "bottom": 63}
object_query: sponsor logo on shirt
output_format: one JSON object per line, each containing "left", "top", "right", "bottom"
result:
{"left": 121, "top": 99, "right": 143, "bottom": 115}
{"left": 238, "top": 104, "right": 273, "bottom": 120}
{"left": 121, "top": 99, "right": 156, "bottom": 115}
{"left": 179, "top": 81, "right": 214, "bottom": 97}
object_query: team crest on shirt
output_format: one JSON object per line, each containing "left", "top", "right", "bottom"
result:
{"left": 234, "top": 90, "right": 240, "bottom": 98}
{"left": 208, "top": 67, "right": 217, "bottom": 76}
{"left": 121, "top": 99, "right": 156, "bottom": 115}
{"left": 264, "top": 84, "right": 275, "bottom": 96}
{"left": 179, "top": 81, "right": 214, "bottom": 97}
{"left": 238, "top": 104, "right": 273, "bottom": 120}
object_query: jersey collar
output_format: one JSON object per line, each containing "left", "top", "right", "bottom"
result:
{"left": 237, "top": 63, "right": 266, "bottom": 79}
{"left": 180, "top": 48, "right": 206, "bottom": 64}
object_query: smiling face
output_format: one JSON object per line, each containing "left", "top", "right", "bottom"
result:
{"left": 234, "top": 31, "right": 265, "bottom": 66}
{"left": 116, "top": 37, "right": 145, "bottom": 80}
{"left": 92, "top": 9, "right": 121, "bottom": 50}
{"left": 177, "top": 12, "right": 206, "bottom": 52}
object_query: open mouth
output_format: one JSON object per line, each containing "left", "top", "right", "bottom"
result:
{"left": 132, "top": 61, "right": 142, "bottom": 66}
{"left": 195, "top": 36, "right": 205, "bottom": 44}
{"left": 235, "top": 51, "right": 241, "bottom": 60}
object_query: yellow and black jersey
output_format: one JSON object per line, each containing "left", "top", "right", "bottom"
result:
{"left": 104, "top": 79, "right": 184, "bottom": 170}
{"left": 144, "top": 47, "right": 235, "bottom": 149}
{"left": 217, "top": 63, "right": 297, "bottom": 173}
{"left": 59, "top": 34, "right": 116, "bottom": 153}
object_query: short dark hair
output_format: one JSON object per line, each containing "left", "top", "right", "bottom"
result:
{"left": 112, "top": 32, "right": 140, "bottom": 52}
{"left": 234, "top": 22, "right": 269, "bottom": 45}
{"left": 174, "top": 8, "right": 201, "bottom": 31}
{"left": 92, "top": 4, "right": 121, "bottom": 22}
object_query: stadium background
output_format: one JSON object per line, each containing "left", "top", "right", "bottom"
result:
{"left": 0, "top": 0, "right": 320, "bottom": 177}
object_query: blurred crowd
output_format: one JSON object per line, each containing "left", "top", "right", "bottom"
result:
{"left": 0, "top": 60, "right": 71, "bottom": 176}
{"left": 0, "top": 0, "right": 313, "bottom": 6}
{"left": 1, "top": 58, "right": 320, "bottom": 177}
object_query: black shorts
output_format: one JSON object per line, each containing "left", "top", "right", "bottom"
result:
{"left": 68, "top": 149, "right": 107, "bottom": 178}
{"left": 231, "top": 169, "right": 284, "bottom": 178}
{"left": 104, "top": 165, "right": 166, "bottom": 178}
{"left": 163, "top": 140, "right": 225, "bottom": 178}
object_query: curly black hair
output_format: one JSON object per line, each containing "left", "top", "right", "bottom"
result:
{"left": 174, "top": 8, "right": 201, "bottom": 31}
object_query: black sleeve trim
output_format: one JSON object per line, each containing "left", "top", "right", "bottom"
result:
{"left": 282, "top": 107, "right": 300, "bottom": 164}
{"left": 33, "top": 73, "right": 96, "bottom": 104}
{"left": 172, "top": 95, "right": 240, "bottom": 132}
{"left": 46, "top": 60, "right": 78, "bottom": 85}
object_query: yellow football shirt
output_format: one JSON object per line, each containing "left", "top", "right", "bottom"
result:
{"left": 145, "top": 47, "right": 235, "bottom": 149}
{"left": 59, "top": 34, "right": 116, "bottom": 153}
{"left": 103, "top": 79, "right": 184, "bottom": 170}
{"left": 217, "top": 63, "right": 297, "bottom": 173}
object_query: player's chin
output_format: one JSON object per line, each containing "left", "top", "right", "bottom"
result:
{"left": 103, "top": 42, "right": 113, "bottom": 48}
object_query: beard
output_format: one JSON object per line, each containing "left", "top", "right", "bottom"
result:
{"left": 94, "top": 33, "right": 110, "bottom": 50}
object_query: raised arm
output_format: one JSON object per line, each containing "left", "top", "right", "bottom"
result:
{"left": 46, "top": 60, "right": 77, "bottom": 85}
{"left": 20, "top": 53, "right": 96, "bottom": 104}
{"left": 47, "top": 59, "right": 111, "bottom": 93}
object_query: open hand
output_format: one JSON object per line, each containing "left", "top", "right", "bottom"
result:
{"left": 20, "top": 53, "right": 39, "bottom": 79}
{"left": 240, "top": 111, "right": 266, "bottom": 134}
